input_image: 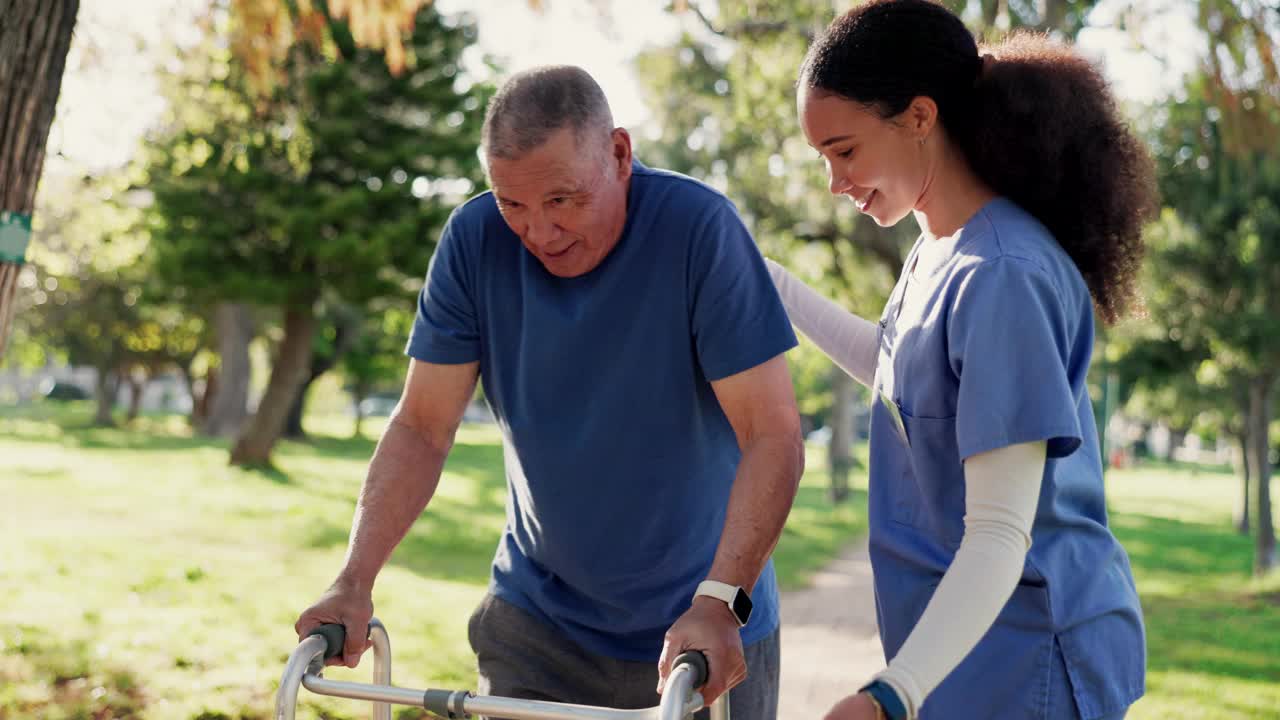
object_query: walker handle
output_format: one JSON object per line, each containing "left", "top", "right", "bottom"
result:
{"left": 306, "top": 623, "right": 349, "bottom": 662}
{"left": 672, "top": 651, "right": 709, "bottom": 689}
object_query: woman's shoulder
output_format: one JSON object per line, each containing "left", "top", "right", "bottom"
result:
{"left": 951, "top": 197, "right": 1086, "bottom": 298}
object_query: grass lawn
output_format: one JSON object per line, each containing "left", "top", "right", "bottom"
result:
{"left": 1105, "top": 462, "right": 1280, "bottom": 720}
{"left": 3, "top": 402, "right": 1277, "bottom": 718}
{"left": 0, "top": 402, "right": 863, "bottom": 719}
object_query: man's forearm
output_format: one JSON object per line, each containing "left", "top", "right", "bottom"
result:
{"left": 706, "top": 432, "right": 804, "bottom": 590}
{"left": 337, "top": 415, "right": 453, "bottom": 590}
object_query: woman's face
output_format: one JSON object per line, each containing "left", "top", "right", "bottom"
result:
{"left": 798, "top": 84, "right": 928, "bottom": 228}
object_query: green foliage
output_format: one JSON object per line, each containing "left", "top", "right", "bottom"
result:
{"left": 341, "top": 302, "right": 416, "bottom": 403}
{"left": 1099, "top": 2, "right": 1280, "bottom": 441}
{"left": 1137, "top": 71, "right": 1280, "bottom": 388}
{"left": 6, "top": 172, "right": 206, "bottom": 383}
{"left": 1121, "top": 8, "right": 1280, "bottom": 570}
{"left": 146, "top": 5, "right": 490, "bottom": 313}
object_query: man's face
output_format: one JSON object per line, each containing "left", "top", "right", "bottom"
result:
{"left": 487, "top": 126, "right": 633, "bottom": 278}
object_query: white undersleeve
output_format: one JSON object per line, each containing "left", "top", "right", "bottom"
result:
{"left": 876, "top": 441, "right": 1046, "bottom": 719}
{"left": 765, "top": 259, "right": 878, "bottom": 388}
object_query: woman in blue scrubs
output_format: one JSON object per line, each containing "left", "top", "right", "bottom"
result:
{"left": 767, "top": 1, "right": 1158, "bottom": 718}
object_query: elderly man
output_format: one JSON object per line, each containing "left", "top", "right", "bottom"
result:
{"left": 294, "top": 65, "right": 803, "bottom": 719}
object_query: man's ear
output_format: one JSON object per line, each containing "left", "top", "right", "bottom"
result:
{"left": 610, "top": 127, "right": 633, "bottom": 178}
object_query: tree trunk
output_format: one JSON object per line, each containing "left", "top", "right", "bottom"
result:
{"left": 230, "top": 302, "right": 317, "bottom": 466}
{"left": 1235, "top": 429, "right": 1252, "bottom": 536}
{"left": 283, "top": 308, "right": 359, "bottom": 439}
{"left": 282, "top": 373, "right": 315, "bottom": 440}
{"left": 979, "top": 0, "right": 1008, "bottom": 32}
{"left": 197, "top": 365, "right": 218, "bottom": 424}
{"left": 1248, "top": 375, "right": 1276, "bottom": 575}
{"left": 125, "top": 372, "right": 143, "bottom": 422}
{"left": 180, "top": 363, "right": 203, "bottom": 427}
{"left": 352, "top": 388, "right": 366, "bottom": 440}
{"left": 93, "top": 366, "right": 116, "bottom": 427}
{"left": 827, "top": 367, "right": 856, "bottom": 504}
{"left": 203, "top": 301, "right": 254, "bottom": 437}
{"left": 1037, "top": 0, "right": 1066, "bottom": 33}
{"left": 0, "top": 0, "right": 80, "bottom": 358}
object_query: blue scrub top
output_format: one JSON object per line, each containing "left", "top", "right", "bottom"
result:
{"left": 869, "top": 198, "right": 1145, "bottom": 719}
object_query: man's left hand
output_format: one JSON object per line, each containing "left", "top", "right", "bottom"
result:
{"left": 656, "top": 596, "right": 747, "bottom": 706}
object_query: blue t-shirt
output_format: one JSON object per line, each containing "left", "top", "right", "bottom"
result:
{"left": 869, "top": 198, "right": 1145, "bottom": 719}
{"left": 406, "top": 160, "right": 798, "bottom": 661}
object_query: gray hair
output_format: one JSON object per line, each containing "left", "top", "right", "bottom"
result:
{"left": 481, "top": 65, "right": 615, "bottom": 160}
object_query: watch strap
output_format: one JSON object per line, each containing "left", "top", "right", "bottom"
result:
{"left": 694, "top": 580, "right": 738, "bottom": 604}
{"left": 694, "top": 580, "right": 748, "bottom": 626}
{"left": 860, "top": 679, "right": 908, "bottom": 720}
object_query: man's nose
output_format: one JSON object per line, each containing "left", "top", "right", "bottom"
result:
{"left": 523, "top": 212, "right": 557, "bottom": 248}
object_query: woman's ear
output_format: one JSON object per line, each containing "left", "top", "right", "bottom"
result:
{"left": 906, "top": 96, "right": 939, "bottom": 141}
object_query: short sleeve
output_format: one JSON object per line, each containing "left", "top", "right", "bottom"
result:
{"left": 405, "top": 213, "right": 481, "bottom": 364}
{"left": 687, "top": 203, "right": 798, "bottom": 381}
{"left": 948, "top": 257, "right": 1082, "bottom": 459}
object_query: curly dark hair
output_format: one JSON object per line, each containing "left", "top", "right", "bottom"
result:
{"left": 800, "top": 0, "right": 1157, "bottom": 324}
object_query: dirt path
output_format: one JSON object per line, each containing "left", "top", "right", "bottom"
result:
{"left": 777, "top": 537, "right": 884, "bottom": 719}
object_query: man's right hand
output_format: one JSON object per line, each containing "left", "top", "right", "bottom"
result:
{"left": 294, "top": 578, "right": 374, "bottom": 668}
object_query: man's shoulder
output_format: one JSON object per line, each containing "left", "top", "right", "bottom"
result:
{"left": 449, "top": 190, "right": 503, "bottom": 230}
{"left": 441, "top": 191, "right": 516, "bottom": 261}
{"left": 631, "top": 161, "right": 738, "bottom": 221}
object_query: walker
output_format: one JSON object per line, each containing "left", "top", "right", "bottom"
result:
{"left": 275, "top": 618, "right": 730, "bottom": 720}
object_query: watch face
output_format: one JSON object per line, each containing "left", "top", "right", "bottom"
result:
{"left": 731, "top": 588, "right": 754, "bottom": 626}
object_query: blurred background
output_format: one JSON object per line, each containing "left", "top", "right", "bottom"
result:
{"left": 1, "top": 0, "right": 1277, "bottom": 718}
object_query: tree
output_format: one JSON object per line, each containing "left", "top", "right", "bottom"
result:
{"left": 1110, "top": 0, "right": 1280, "bottom": 563}
{"left": 1111, "top": 253, "right": 1255, "bottom": 532}
{"left": 1146, "top": 71, "right": 1280, "bottom": 573}
{"left": 147, "top": 4, "right": 489, "bottom": 466}
{"left": 11, "top": 172, "right": 201, "bottom": 426}
{"left": 0, "top": 0, "right": 80, "bottom": 359}
{"left": 1, "top": 0, "right": 484, "bottom": 360}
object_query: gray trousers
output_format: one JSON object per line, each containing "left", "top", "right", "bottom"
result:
{"left": 468, "top": 593, "right": 780, "bottom": 720}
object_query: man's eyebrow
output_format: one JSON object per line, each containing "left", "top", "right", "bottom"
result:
{"left": 545, "top": 185, "right": 588, "bottom": 196}
{"left": 494, "top": 183, "right": 590, "bottom": 203}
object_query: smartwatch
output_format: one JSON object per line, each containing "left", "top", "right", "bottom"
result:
{"left": 694, "top": 580, "right": 753, "bottom": 627}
